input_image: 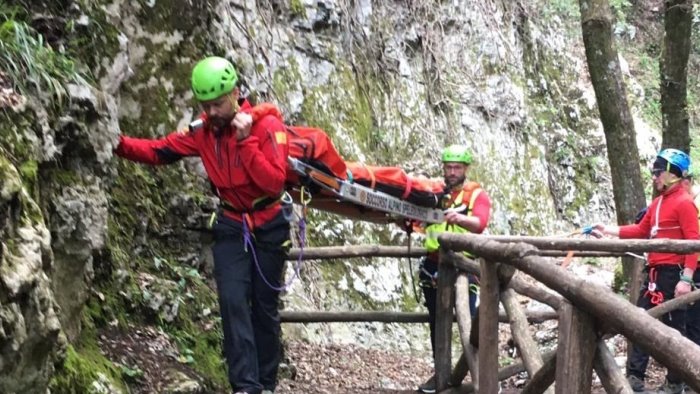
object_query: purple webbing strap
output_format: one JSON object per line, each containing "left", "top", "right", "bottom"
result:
{"left": 243, "top": 215, "right": 305, "bottom": 292}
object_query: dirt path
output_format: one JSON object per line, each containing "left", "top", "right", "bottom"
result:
{"left": 98, "top": 325, "right": 670, "bottom": 393}
{"left": 276, "top": 341, "right": 434, "bottom": 393}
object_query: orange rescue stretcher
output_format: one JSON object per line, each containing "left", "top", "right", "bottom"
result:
{"left": 284, "top": 126, "right": 446, "bottom": 224}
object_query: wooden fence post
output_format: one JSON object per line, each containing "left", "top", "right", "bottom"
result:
{"left": 593, "top": 340, "right": 633, "bottom": 394}
{"left": 478, "top": 258, "right": 500, "bottom": 394}
{"left": 555, "top": 301, "right": 596, "bottom": 394}
{"left": 454, "top": 273, "right": 478, "bottom": 389}
{"left": 520, "top": 354, "right": 556, "bottom": 394}
{"left": 436, "top": 252, "right": 457, "bottom": 391}
{"left": 501, "top": 288, "right": 554, "bottom": 394}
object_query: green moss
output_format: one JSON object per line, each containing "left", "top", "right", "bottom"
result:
{"left": 0, "top": 112, "right": 36, "bottom": 164}
{"left": 0, "top": 155, "right": 22, "bottom": 198}
{"left": 49, "top": 342, "right": 126, "bottom": 394}
{"left": 167, "top": 317, "right": 227, "bottom": 389}
{"left": 298, "top": 66, "right": 376, "bottom": 160}
{"left": 18, "top": 160, "right": 37, "bottom": 182}
{"left": 18, "top": 160, "right": 38, "bottom": 199}
{"left": 64, "top": 5, "right": 120, "bottom": 76}
{"left": 290, "top": 0, "right": 306, "bottom": 17}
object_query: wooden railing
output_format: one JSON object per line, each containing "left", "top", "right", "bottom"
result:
{"left": 437, "top": 234, "right": 700, "bottom": 394}
{"left": 280, "top": 238, "right": 700, "bottom": 393}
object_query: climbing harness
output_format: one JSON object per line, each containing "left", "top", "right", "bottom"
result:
{"left": 418, "top": 259, "right": 438, "bottom": 289}
{"left": 403, "top": 219, "right": 422, "bottom": 304}
{"left": 243, "top": 189, "right": 310, "bottom": 292}
{"left": 643, "top": 268, "right": 664, "bottom": 306}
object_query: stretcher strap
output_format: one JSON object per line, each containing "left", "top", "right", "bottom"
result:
{"left": 402, "top": 177, "right": 412, "bottom": 199}
{"left": 362, "top": 163, "right": 376, "bottom": 189}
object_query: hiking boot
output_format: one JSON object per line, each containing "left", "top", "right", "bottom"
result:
{"left": 417, "top": 374, "right": 436, "bottom": 393}
{"left": 628, "top": 375, "right": 645, "bottom": 392}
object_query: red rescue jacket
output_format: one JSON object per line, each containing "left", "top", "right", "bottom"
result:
{"left": 115, "top": 100, "right": 289, "bottom": 226}
{"left": 619, "top": 184, "right": 699, "bottom": 270}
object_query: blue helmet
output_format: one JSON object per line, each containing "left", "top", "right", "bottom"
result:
{"left": 657, "top": 148, "right": 691, "bottom": 177}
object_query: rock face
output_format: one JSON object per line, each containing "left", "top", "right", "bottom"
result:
{"left": 0, "top": 153, "right": 62, "bottom": 393}
{"left": 0, "top": 0, "right": 669, "bottom": 392}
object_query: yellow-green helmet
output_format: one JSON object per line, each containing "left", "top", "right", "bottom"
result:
{"left": 442, "top": 145, "right": 472, "bottom": 164}
{"left": 191, "top": 56, "right": 238, "bottom": 101}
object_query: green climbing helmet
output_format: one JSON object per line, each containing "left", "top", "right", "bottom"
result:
{"left": 442, "top": 145, "right": 472, "bottom": 165}
{"left": 191, "top": 56, "right": 238, "bottom": 101}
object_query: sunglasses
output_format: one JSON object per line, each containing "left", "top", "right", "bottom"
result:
{"left": 650, "top": 168, "right": 665, "bottom": 177}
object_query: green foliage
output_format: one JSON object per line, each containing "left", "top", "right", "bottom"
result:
{"left": 119, "top": 363, "right": 144, "bottom": 381}
{"left": 541, "top": 0, "right": 579, "bottom": 22}
{"left": 498, "top": 355, "right": 515, "bottom": 367}
{"left": 0, "top": 4, "right": 86, "bottom": 105}
{"left": 609, "top": 0, "right": 631, "bottom": 25}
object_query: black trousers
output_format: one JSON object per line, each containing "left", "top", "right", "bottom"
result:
{"left": 627, "top": 265, "right": 687, "bottom": 384}
{"left": 212, "top": 212, "right": 290, "bottom": 394}
{"left": 420, "top": 258, "right": 478, "bottom": 356}
{"left": 686, "top": 270, "right": 700, "bottom": 347}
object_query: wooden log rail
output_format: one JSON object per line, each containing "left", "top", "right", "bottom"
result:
{"left": 438, "top": 233, "right": 700, "bottom": 392}
{"left": 473, "top": 235, "right": 700, "bottom": 253}
{"left": 286, "top": 245, "right": 627, "bottom": 260}
{"left": 279, "top": 309, "right": 558, "bottom": 324}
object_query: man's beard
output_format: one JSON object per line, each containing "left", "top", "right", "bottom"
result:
{"left": 209, "top": 114, "right": 234, "bottom": 132}
{"left": 445, "top": 175, "right": 466, "bottom": 190}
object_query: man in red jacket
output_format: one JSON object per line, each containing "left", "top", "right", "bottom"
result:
{"left": 115, "top": 56, "right": 290, "bottom": 394}
{"left": 593, "top": 149, "right": 697, "bottom": 394}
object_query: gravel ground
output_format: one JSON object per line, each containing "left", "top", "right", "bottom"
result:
{"left": 276, "top": 341, "right": 434, "bottom": 393}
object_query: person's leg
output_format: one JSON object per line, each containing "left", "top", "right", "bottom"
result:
{"left": 686, "top": 270, "right": 700, "bottom": 347}
{"left": 419, "top": 258, "right": 439, "bottom": 354}
{"left": 656, "top": 267, "right": 686, "bottom": 385}
{"left": 467, "top": 274, "right": 479, "bottom": 319}
{"left": 418, "top": 258, "right": 438, "bottom": 393}
{"left": 627, "top": 272, "right": 654, "bottom": 382}
{"left": 250, "top": 213, "right": 290, "bottom": 392}
{"left": 212, "top": 216, "right": 261, "bottom": 394}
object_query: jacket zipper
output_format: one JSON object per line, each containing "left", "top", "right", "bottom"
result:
{"left": 215, "top": 135, "right": 223, "bottom": 168}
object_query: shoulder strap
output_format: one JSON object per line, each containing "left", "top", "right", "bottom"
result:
{"left": 462, "top": 181, "right": 482, "bottom": 213}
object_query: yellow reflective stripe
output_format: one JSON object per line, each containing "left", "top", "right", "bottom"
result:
{"left": 453, "top": 190, "right": 465, "bottom": 207}
{"left": 467, "top": 188, "right": 482, "bottom": 213}
{"left": 275, "top": 131, "right": 287, "bottom": 144}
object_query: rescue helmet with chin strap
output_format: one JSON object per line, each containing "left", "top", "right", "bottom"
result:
{"left": 655, "top": 148, "right": 691, "bottom": 178}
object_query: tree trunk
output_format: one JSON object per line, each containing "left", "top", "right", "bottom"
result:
{"left": 578, "top": 0, "right": 646, "bottom": 284}
{"left": 660, "top": 0, "right": 693, "bottom": 152}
